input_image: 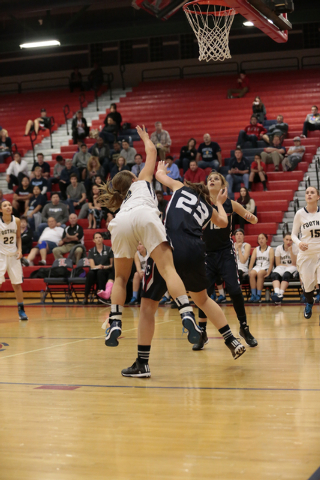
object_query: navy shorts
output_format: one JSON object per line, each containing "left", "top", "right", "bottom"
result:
{"left": 206, "top": 246, "right": 241, "bottom": 296}
{"left": 142, "top": 237, "right": 208, "bottom": 302}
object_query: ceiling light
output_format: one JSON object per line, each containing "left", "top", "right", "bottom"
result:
{"left": 243, "top": 21, "right": 254, "bottom": 26}
{"left": 20, "top": 40, "right": 60, "bottom": 49}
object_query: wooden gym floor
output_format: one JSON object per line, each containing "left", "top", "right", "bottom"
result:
{"left": 0, "top": 303, "right": 319, "bottom": 480}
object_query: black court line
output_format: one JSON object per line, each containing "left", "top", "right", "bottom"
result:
{"left": 308, "top": 467, "right": 320, "bottom": 480}
{"left": 1, "top": 381, "right": 320, "bottom": 392}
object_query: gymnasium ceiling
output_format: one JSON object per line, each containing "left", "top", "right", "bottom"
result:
{"left": 0, "top": 0, "right": 319, "bottom": 54}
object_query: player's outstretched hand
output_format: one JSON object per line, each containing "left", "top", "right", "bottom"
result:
{"left": 136, "top": 125, "right": 149, "bottom": 142}
{"left": 16, "top": 250, "right": 22, "bottom": 260}
{"left": 216, "top": 188, "right": 228, "bottom": 204}
{"left": 299, "top": 242, "right": 308, "bottom": 251}
{"left": 157, "top": 160, "right": 169, "bottom": 175}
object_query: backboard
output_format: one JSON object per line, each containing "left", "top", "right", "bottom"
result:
{"left": 132, "top": 0, "right": 187, "bottom": 20}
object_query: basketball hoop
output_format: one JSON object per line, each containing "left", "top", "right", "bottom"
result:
{"left": 183, "top": 0, "right": 237, "bottom": 62}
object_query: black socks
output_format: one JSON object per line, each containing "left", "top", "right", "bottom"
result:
{"left": 138, "top": 345, "right": 151, "bottom": 364}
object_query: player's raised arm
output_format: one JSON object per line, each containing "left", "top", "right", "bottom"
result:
{"left": 136, "top": 125, "right": 157, "bottom": 183}
{"left": 210, "top": 188, "right": 228, "bottom": 228}
{"left": 155, "top": 161, "right": 183, "bottom": 192}
{"left": 231, "top": 201, "right": 258, "bottom": 224}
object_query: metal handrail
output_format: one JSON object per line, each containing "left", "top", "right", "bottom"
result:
{"left": 10, "top": 143, "right": 18, "bottom": 161}
{"left": 29, "top": 131, "right": 38, "bottom": 163}
{"left": 49, "top": 116, "right": 55, "bottom": 149}
{"left": 305, "top": 175, "right": 311, "bottom": 190}
{"left": 120, "top": 64, "right": 126, "bottom": 90}
{"left": 315, "top": 157, "right": 320, "bottom": 192}
{"left": 294, "top": 198, "right": 299, "bottom": 214}
{"left": 301, "top": 55, "right": 320, "bottom": 69}
{"left": 106, "top": 72, "right": 114, "bottom": 101}
{"left": 141, "top": 66, "right": 182, "bottom": 82}
{"left": 282, "top": 222, "right": 289, "bottom": 236}
{"left": 0, "top": 81, "right": 21, "bottom": 93}
{"left": 63, "top": 105, "right": 71, "bottom": 135}
{"left": 79, "top": 93, "right": 86, "bottom": 111}
{"left": 182, "top": 61, "right": 239, "bottom": 77}
{"left": 240, "top": 57, "right": 300, "bottom": 72}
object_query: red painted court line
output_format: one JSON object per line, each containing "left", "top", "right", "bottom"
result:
{"left": 35, "top": 386, "right": 80, "bottom": 390}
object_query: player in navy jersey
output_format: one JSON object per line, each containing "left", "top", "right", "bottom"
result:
{"left": 121, "top": 161, "right": 246, "bottom": 378}
{"left": 194, "top": 172, "right": 259, "bottom": 350}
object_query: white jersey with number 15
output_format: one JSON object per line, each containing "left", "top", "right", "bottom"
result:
{"left": 291, "top": 207, "right": 320, "bottom": 255}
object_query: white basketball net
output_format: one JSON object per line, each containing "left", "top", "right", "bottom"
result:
{"left": 184, "top": 2, "right": 236, "bottom": 62}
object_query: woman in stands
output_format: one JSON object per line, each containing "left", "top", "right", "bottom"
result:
{"left": 232, "top": 187, "right": 256, "bottom": 232}
{"left": 178, "top": 137, "right": 197, "bottom": 173}
{"left": 252, "top": 96, "right": 266, "bottom": 124}
{"left": 248, "top": 233, "right": 274, "bottom": 302}
{"left": 194, "top": 172, "right": 258, "bottom": 351}
{"left": 0, "top": 200, "right": 28, "bottom": 320}
{"left": 99, "top": 126, "right": 199, "bottom": 349}
{"left": 110, "top": 156, "right": 130, "bottom": 179}
{"left": 248, "top": 153, "right": 268, "bottom": 192}
{"left": 291, "top": 186, "right": 320, "bottom": 318}
{"left": 271, "top": 232, "right": 298, "bottom": 305}
{"left": 85, "top": 156, "right": 105, "bottom": 195}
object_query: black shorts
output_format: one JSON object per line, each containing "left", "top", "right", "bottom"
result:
{"left": 206, "top": 246, "right": 241, "bottom": 296}
{"left": 253, "top": 172, "right": 267, "bottom": 183}
{"left": 142, "top": 238, "right": 208, "bottom": 302}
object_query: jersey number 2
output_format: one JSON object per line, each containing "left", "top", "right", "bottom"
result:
{"left": 176, "top": 191, "right": 209, "bottom": 226}
{"left": 3, "top": 236, "right": 14, "bottom": 244}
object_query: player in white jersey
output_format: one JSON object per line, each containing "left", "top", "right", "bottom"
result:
{"left": 99, "top": 125, "right": 200, "bottom": 348}
{"left": 292, "top": 186, "right": 320, "bottom": 318}
{"left": 128, "top": 242, "right": 149, "bottom": 305}
{"left": 271, "top": 233, "right": 298, "bottom": 304}
{"left": 0, "top": 201, "right": 28, "bottom": 320}
{"left": 234, "top": 228, "right": 251, "bottom": 283}
{"left": 248, "top": 233, "right": 274, "bottom": 302}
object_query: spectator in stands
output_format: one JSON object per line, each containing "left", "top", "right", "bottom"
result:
{"left": 271, "top": 233, "right": 298, "bottom": 305}
{"left": 282, "top": 136, "right": 306, "bottom": 172}
{"left": 89, "top": 136, "right": 110, "bottom": 174}
{"left": 78, "top": 184, "right": 99, "bottom": 220}
{"left": 232, "top": 187, "right": 256, "bottom": 231}
{"left": 24, "top": 217, "right": 64, "bottom": 266}
{"left": 25, "top": 185, "right": 47, "bottom": 232}
{"left": 249, "top": 153, "right": 268, "bottom": 191}
{"left": 24, "top": 108, "right": 50, "bottom": 136}
{"left": 53, "top": 213, "right": 84, "bottom": 264}
{"left": 6, "top": 153, "right": 29, "bottom": 190}
{"left": 87, "top": 63, "right": 104, "bottom": 91}
{"left": 120, "top": 139, "right": 137, "bottom": 167}
{"left": 248, "top": 233, "right": 274, "bottom": 303}
{"left": 47, "top": 155, "right": 65, "bottom": 192}
{"left": 105, "top": 103, "right": 122, "bottom": 132}
{"left": 101, "top": 117, "right": 118, "bottom": 144}
{"left": 227, "top": 70, "right": 250, "bottom": 98}
{"left": 155, "top": 190, "right": 168, "bottom": 221}
{"left": 85, "top": 156, "right": 105, "bottom": 194}
{"left": 0, "top": 130, "right": 11, "bottom": 163}
{"left": 72, "top": 143, "right": 90, "bottom": 180}
{"left": 37, "top": 193, "right": 69, "bottom": 239}
{"left": 131, "top": 153, "right": 145, "bottom": 177}
{"left": 30, "top": 166, "right": 48, "bottom": 195}
{"left": 236, "top": 115, "right": 267, "bottom": 149}
{"left": 179, "top": 138, "right": 197, "bottom": 173}
{"left": 72, "top": 111, "right": 89, "bottom": 146}
{"left": 20, "top": 216, "right": 33, "bottom": 256}
{"left": 252, "top": 96, "right": 266, "bottom": 124}
{"left": 234, "top": 228, "right": 251, "bottom": 284}
{"left": 65, "top": 174, "right": 86, "bottom": 214}
{"left": 88, "top": 188, "right": 103, "bottom": 229}
{"left": 83, "top": 232, "right": 114, "bottom": 305}
{"left": 150, "top": 122, "right": 172, "bottom": 161}
{"left": 196, "top": 133, "right": 222, "bottom": 171}
{"left": 260, "top": 135, "right": 286, "bottom": 172}
{"left": 69, "top": 66, "right": 83, "bottom": 92}
{"left": 30, "top": 153, "right": 50, "bottom": 180}
{"left": 262, "top": 115, "right": 288, "bottom": 144}
{"left": 12, "top": 176, "right": 33, "bottom": 213}
{"left": 110, "top": 156, "right": 130, "bottom": 179}
{"left": 59, "top": 159, "right": 79, "bottom": 200}
{"left": 226, "top": 148, "right": 249, "bottom": 200}
{"left": 162, "top": 156, "right": 181, "bottom": 195}
{"left": 301, "top": 105, "right": 320, "bottom": 138}
{"left": 184, "top": 159, "right": 206, "bottom": 184}
{"left": 111, "top": 141, "right": 121, "bottom": 164}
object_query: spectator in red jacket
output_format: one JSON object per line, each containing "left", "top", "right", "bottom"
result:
{"left": 248, "top": 153, "right": 268, "bottom": 191}
{"left": 227, "top": 71, "right": 250, "bottom": 99}
{"left": 184, "top": 160, "right": 206, "bottom": 184}
{"left": 236, "top": 115, "right": 267, "bottom": 149}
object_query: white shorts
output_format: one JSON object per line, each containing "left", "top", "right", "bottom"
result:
{"left": 0, "top": 253, "right": 23, "bottom": 285}
{"left": 297, "top": 252, "right": 320, "bottom": 292}
{"left": 252, "top": 266, "right": 268, "bottom": 274}
{"left": 273, "top": 265, "right": 298, "bottom": 277}
{"left": 109, "top": 206, "right": 167, "bottom": 259}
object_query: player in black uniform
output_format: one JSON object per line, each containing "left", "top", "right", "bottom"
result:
{"left": 121, "top": 161, "right": 246, "bottom": 377}
{"left": 193, "top": 172, "right": 258, "bottom": 351}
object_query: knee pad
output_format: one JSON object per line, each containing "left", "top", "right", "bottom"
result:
{"left": 282, "top": 271, "right": 291, "bottom": 282}
{"left": 271, "top": 272, "right": 282, "bottom": 282}
{"left": 37, "top": 241, "right": 47, "bottom": 250}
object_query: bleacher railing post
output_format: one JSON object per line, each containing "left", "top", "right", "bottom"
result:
{"left": 49, "top": 116, "right": 55, "bottom": 149}
{"left": 63, "top": 105, "right": 70, "bottom": 135}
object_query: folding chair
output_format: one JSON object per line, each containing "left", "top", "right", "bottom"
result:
{"left": 43, "top": 258, "right": 74, "bottom": 303}
{"left": 68, "top": 257, "right": 95, "bottom": 303}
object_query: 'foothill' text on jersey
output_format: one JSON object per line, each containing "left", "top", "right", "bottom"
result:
{"left": 0, "top": 215, "right": 17, "bottom": 256}
{"left": 202, "top": 198, "right": 233, "bottom": 252}
{"left": 292, "top": 207, "right": 320, "bottom": 255}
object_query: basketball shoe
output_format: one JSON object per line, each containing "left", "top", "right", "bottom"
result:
{"left": 192, "top": 329, "right": 209, "bottom": 351}
{"left": 121, "top": 359, "right": 151, "bottom": 378}
{"left": 181, "top": 311, "right": 202, "bottom": 344}
{"left": 105, "top": 319, "right": 122, "bottom": 347}
{"left": 304, "top": 302, "right": 313, "bottom": 319}
{"left": 225, "top": 337, "right": 246, "bottom": 360}
{"left": 18, "top": 307, "right": 28, "bottom": 321}
{"left": 239, "top": 325, "right": 258, "bottom": 347}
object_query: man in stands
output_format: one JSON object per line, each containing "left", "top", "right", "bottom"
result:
{"left": 30, "top": 166, "right": 48, "bottom": 195}
{"left": 59, "top": 159, "right": 79, "bottom": 200}
{"left": 48, "top": 155, "right": 65, "bottom": 191}
{"left": 262, "top": 115, "right": 288, "bottom": 144}
{"left": 150, "top": 122, "right": 172, "bottom": 161}
{"left": 131, "top": 153, "right": 145, "bottom": 177}
{"left": 87, "top": 63, "right": 104, "bottom": 91}
{"left": 227, "top": 70, "right": 250, "bottom": 98}
{"left": 184, "top": 160, "right": 206, "bottom": 184}
{"left": 65, "top": 174, "right": 86, "bottom": 214}
{"left": 30, "top": 153, "right": 50, "bottom": 180}
{"left": 24, "top": 217, "right": 64, "bottom": 266}
{"left": 6, "top": 152, "right": 29, "bottom": 190}
{"left": 24, "top": 108, "right": 51, "bottom": 136}
{"left": 0, "top": 129, "right": 12, "bottom": 164}
{"left": 53, "top": 213, "right": 84, "bottom": 264}
{"left": 237, "top": 115, "right": 267, "bottom": 149}
{"left": 12, "top": 176, "right": 33, "bottom": 213}
{"left": 69, "top": 66, "right": 83, "bottom": 92}
{"left": 73, "top": 143, "right": 90, "bottom": 181}
{"left": 111, "top": 141, "right": 121, "bottom": 164}
{"left": 155, "top": 190, "right": 168, "bottom": 221}
{"left": 281, "top": 136, "right": 305, "bottom": 172}
{"left": 89, "top": 136, "right": 110, "bottom": 175}
{"left": 71, "top": 111, "right": 89, "bottom": 146}
{"left": 301, "top": 105, "right": 320, "bottom": 138}
{"left": 120, "top": 139, "right": 137, "bottom": 167}
{"left": 226, "top": 147, "right": 250, "bottom": 199}
{"left": 105, "top": 103, "right": 122, "bottom": 132}
{"left": 196, "top": 133, "right": 222, "bottom": 171}
{"left": 36, "top": 192, "right": 69, "bottom": 239}
{"left": 260, "top": 135, "right": 286, "bottom": 172}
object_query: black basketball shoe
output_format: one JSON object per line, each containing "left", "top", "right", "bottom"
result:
{"left": 239, "top": 325, "right": 258, "bottom": 348}
{"left": 225, "top": 338, "right": 246, "bottom": 360}
{"left": 105, "top": 320, "right": 122, "bottom": 347}
{"left": 192, "top": 329, "right": 209, "bottom": 351}
{"left": 181, "top": 311, "right": 202, "bottom": 344}
{"left": 121, "top": 359, "right": 151, "bottom": 378}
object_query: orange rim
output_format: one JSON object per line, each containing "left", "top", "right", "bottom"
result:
{"left": 183, "top": 0, "right": 237, "bottom": 16}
